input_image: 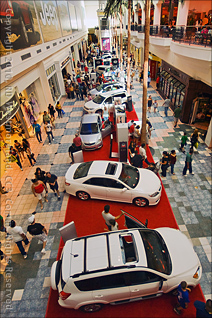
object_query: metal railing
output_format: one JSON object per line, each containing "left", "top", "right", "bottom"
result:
{"left": 127, "top": 24, "right": 212, "bottom": 47}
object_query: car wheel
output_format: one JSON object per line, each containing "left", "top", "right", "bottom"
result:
{"left": 76, "top": 191, "right": 90, "bottom": 201}
{"left": 133, "top": 197, "right": 149, "bottom": 207}
{"left": 80, "top": 303, "right": 103, "bottom": 312}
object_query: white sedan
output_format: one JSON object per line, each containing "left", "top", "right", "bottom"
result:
{"left": 65, "top": 161, "right": 162, "bottom": 207}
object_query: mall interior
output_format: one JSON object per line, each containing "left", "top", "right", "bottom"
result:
{"left": 0, "top": 1, "right": 211, "bottom": 317}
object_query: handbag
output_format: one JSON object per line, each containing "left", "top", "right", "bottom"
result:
{"left": 61, "top": 109, "right": 65, "bottom": 115}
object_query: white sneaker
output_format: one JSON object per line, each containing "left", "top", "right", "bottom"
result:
{"left": 24, "top": 254, "right": 27, "bottom": 259}
{"left": 41, "top": 248, "right": 46, "bottom": 254}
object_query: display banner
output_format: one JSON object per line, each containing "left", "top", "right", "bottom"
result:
{"left": 56, "top": 1, "right": 72, "bottom": 36}
{"left": 34, "top": 0, "right": 62, "bottom": 42}
{"left": 102, "top": 38, "right": 110, "bottom": 51}
{"left": 0, "top": 0, "right": 42, "bottom": 56}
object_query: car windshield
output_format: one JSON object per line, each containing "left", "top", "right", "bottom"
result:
{"left": 118, "top": 163, "right": 139, "bottom": 189}
{"left": 81, "top": 123, "right": 99, "bottom": 135}
{"left": 96, "top": 84, "right": 103, "bottom": 92}
{"left": 139, "top": 229, "right": 172, "bottom": 275}
{"left": 73, "top": 161, "right": 93, "bottom": 179}
{"left": 93, "top": 95, "right": 105, "bottom": 104}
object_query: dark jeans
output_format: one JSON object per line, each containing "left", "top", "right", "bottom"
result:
{"left": 16, "top": 154, "right": 22, "bottom": 169}
{"left": 49, "top": 181, "right": 59, "bottom": 192}
{"left": 164, "top": 107, "right": 168, "bottom": 117}
{"left": 27, "top": 154, "right": 36, "bottom": 166}
{"left": 71, "top": 91, "right": 75, "bottom": 99}
{"left": 170, "top": 163, "right": 175, "bottom": 174}
{"left": 57, "top": 109, "right": 62, "bottom": 118}
{"left": 183, "top": 161, "right": 192, "bottom": 175}
{"left": 16, "top": 237, "right": 29, "bottom": 255}
{"left": 35, "top": 131, "right": 42, "bottom": 142}
{"left": 161, "top": 165, "right": 168, "bottom": 177}
{"left": 47, "top": 131, "right": 54, "bottom": 143}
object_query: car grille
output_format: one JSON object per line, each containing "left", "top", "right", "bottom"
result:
{"left": 84, "top": 142, "right": 95, "bottom": 146}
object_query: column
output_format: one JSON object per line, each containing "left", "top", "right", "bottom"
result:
{"left": 37, "top": 62, "right": 54, "bottom": 106}
{"left": 176, "top": 0, "right": 190, "bottom": 26}
{"left": 55, "top": 62, "right": 65, "bottom": 96}
{"left": 205, "top": 118, "right": 212, "bottom": 148}
{"left": 153, "top": 2, "right": 162, "bottom": 26}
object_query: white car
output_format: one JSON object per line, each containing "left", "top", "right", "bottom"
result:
{"left": 79, "top": 114, "right": 103, "bottom": 150}
{"left": 65, "top": 161, "right": 162, "bottom": 207}
{"left": 90, "top": 82, "right": 125, "bottom": 97}
{"left": 83, "top": 91, "right": 129, "bottom": 115}
{"left": 51, "top": 216, "right": 202, "bottom": 312}
{"left": 96, "top": 65, "right": 113, "bottom": 74}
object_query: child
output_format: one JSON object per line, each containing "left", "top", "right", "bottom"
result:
{"left": 153, "top": 100, "right": 158, "bottom": 113}
{"left": 179, "top": 132, "right": 188, "bottom": 153}
{"left": 174, "top": 281, "right": 191, "bottom": 315}
{"left": 109, "top": 219, "right": 118, "bottom": 231}
{"left": 160, "top": 151, "right": 169, "bottom": 177}
{"left": 170, "top": 150, "right": 176, "bottom": 175}
{"left": 50, "top": 115, "right": 55, "bottom": 129}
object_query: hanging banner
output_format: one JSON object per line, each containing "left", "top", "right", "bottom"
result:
{"left": 102, "top": 38, "right": 110, "bottom": 51}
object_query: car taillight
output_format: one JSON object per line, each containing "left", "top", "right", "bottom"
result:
{"left": 193, "top": 266, "right": 200, "bottom": 279}
{"left": 65, "top": 182, "right": 70, "bottom": 186}
{"left": 59, "top": 291, "right": 71, "bottom": 300}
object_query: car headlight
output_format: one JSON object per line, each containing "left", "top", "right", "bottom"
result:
{"left": 193, "top": 266, "right": 201, "bottom": 279}
{"left": 150, "top": 191, "right": 159, "bottom": 197}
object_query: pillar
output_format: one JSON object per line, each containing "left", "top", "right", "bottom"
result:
{"left": 176, "top": 0, "right": 190, "bottom": 26}
{"left": 153, "top": 2, "right": 162, "bottom": 26}
{"left": 205, "top": 118, "right": 212, "bottom": 148}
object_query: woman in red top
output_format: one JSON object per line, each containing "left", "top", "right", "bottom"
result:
{"left": 31, "top": 179, "right": 48, "bottom": 210}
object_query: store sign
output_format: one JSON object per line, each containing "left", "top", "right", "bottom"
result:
{"left": 61, "top": 57, "right": 70, "bottom": 69}
{"left": 0, "top": 96, "right": 19, "bottom": 127}
{"left": 35, "top": 0, "right": 62, "bottom": 42}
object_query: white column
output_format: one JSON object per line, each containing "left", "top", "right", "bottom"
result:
{"left": 37, "top": 62, "right": 54, "bottom": 107}
{"left": 141, "top": 7, "right": 145, "bottom": 25}
{"left": 153, "top": 2, "right": 162, "bottom": 26}
{"left": 55, "top": 62, "right": 66, "bottom": 96}
{"left": 205, "top": 118, "right": 212, "bottom": 148}
{"left": 176, "top": 0, "right": 190, "bottom": 26}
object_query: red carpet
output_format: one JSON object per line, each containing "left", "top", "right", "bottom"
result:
{"left": 46, "top": 108, "right": 204, "bottom": 318}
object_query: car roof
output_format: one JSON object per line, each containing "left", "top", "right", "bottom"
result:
{"left": 62, "top": 229, "right": 147, "bottom": 280}
{"left": 81, "top": 114, "right": 100, "bottom": 124}
{"left": 99, "top": 89, "right": 127, "bottom": 98}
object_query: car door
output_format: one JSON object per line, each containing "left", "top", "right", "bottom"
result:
{"left": 83, "top": 177, "right": 107, "bottom": 200}
{"left": 105, "top": 178, "right": 132, "bottom": 203}
{"left": 127, "top": 270, "right": 164, "bottom": 300}
{"left": 92, "top": 272, "right": 130, "bottom": 304}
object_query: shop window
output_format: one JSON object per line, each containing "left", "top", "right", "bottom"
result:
{"left": 48, "top": 74, "right": 61, "bottom": 103}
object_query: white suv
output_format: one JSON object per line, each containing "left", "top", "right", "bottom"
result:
{"left": 83, "top": 91, "right": 129, "bottom": 116}
{"left": 51, "top": 222, "right": 201, "bottom": 312}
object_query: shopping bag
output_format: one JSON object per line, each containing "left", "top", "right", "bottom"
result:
{"left": 10, "top": 155, "right": 18, "bottom": 162}
{"left": 194, "top": 142, "right": 198, "bottom": 149}
{"left": 62, "top": 109, "right": 65, "bottom": 115}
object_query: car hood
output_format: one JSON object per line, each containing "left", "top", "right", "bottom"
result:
{"left": 81, "top": 133, "right": 101, "bottom": 144}
{"left": 90, "top": 88, "right": 98, "bottom": 95}
{"left": 156, "top": 228, "right": 200, "bottom": 276}
{"left": 84, "top": 100, "right": 101, "bottom": 110}
{"left": 136, "top": 169, "right": 161, "bottom": 194}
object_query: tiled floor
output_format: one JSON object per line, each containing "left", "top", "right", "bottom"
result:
{"left": 0, "top": 80, "right": 211, "bottom": 317}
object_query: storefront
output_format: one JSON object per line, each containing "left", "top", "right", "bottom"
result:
{"left": 159, "top": 61, "right": 212, "bottom": 127}
{"left": 46, "top": 65, "right": 61, "bottom": 104}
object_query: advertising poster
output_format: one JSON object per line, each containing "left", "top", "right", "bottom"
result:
{"left": 56, "top": 0, "right": 72, "bottom": 36}
{"left": 34, "top": 0, "right": 62, "bottom": 42}
{"left": 75, "top": 6, "right": 82, "bottom": 30}
{"left": 0, "top": 0, "right": 42, "bottom": 57}
{"left": 102, "top": 38, "right": 110, "bottom": 51}
{"left": 68, "top": 3, "right": 78, "bottom": 31}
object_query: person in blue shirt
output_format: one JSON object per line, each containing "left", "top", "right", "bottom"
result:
{"left": 194, "top": 299, "right": 212, "bottom": 318}
{"left": 33, "top": 121, "right": 42, "bottom": 143}
{"left": 174, "top": 281, "right": 191, "bottom": 315}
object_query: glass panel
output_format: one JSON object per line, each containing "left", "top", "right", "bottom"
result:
{"left": 179, "top": 93, "right": 185, "bottom": 106}
{"left": 167, "top": 76, "right": 174, "bottom": 82}
{"left": 48, "top": 73, "right": 61, "bottom": 103}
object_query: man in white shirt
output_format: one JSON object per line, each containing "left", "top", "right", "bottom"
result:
{"left": 7, "top": 220, "right": 30, "bottom": 259}
{"left": 44, "top": 122, "right": 54, "bottom": 144}
{"left": 102, "top": 205, "right": 124, "bottom": 231}
{"left": 139, "top": 143, "right": 151, "bottom": 165}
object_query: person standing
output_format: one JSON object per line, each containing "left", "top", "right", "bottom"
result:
{"left": 179, "top": 132, "right": 188, "bottom": 153}
{"left": 139, "top": 143, "right": 151, "bottom": 165}
{"left": 56, "top": 101, "right": 62, "bottom": 118}
{"left": 31, "top": 179, "right": 48, "bottom": 210}
{"left": 44, "top": 122, "right": 54, "bottom": 144}
{"left": 153, "top": 100, "right": 158, "bottom": 113}
{"left": 190, "top": 129, "right": 199, "bottom": 150}
{"left": 33, "top": 121, "right": 42, "bottom": 143}
{"left": 156, "top": 75, "right": 160, "bottom": 90}
{"left": 9, "top": 146, "right": 23, "bottom": 170}
{"left": 50, "top": 115, "right": 55, "bottom": 129}
{"left": 160, "top": 151, "right": 169, "bottom": 178}
{"left": 183, "top": 148, "right": 194, "bottom": 176}
{"left": 174, "top": 281, "right": 191, "bottom": 315}
{"left": 7, "top": 220, "right": 30, "bottom": 259}
{"left": 102, "top": 205, "right": 124, "bottom": 231}
{"left": 147, "top": 95, "right": 153, "bottom": 112}
{"left": 43, "top": 111, "right": 50, "bottom": 124}
{"left": 48, "top": 104, "right": 55, "bottom": 119}
{"left": 27, "top": 214, "right": 47, "bottom": 254}
{"left": 34, "top": 167, "right": 47, "bottom": 185}
{"left": 147, "top": 74, "right": 151, "bottom": 88}
{"left": 25, "top": 146, "right": 36, "bottom": 167}
{"left": 14, "top": 140, "right": 25, "bottom": 161}
{"left": 194, "top": 299, "right": 212, "bottom": 318}
{"left": 45, "top": 172, "right": 61, "bottom": 200}
{"left": 131, "top": 150, "right": 144, "bottom": 168}
{"left": 169, "top": 150, "right": 177, "bottom": 175}
{"left": 163, "top": 96, "right": 171, "bottom": 117}
{"left": 73, "top": 133, "right": 82, "bottom": 151}
{"left": 174, "top": 105, "right": 181, "bottom": 127}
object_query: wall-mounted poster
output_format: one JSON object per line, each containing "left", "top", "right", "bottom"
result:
{"left": 68, "top": 3, "right": 78, "bottom": 31}
{"left": 0, "top": 0, "right": 42, "bottom": 57}
{"left": 56, "top": 1, "right": 72, "bottom": 36}
{"left": 34, "top": 0, "right": 62, "bottom": 42}
{"left": 102, "top": 38, "right": 110, "bottom": 51}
